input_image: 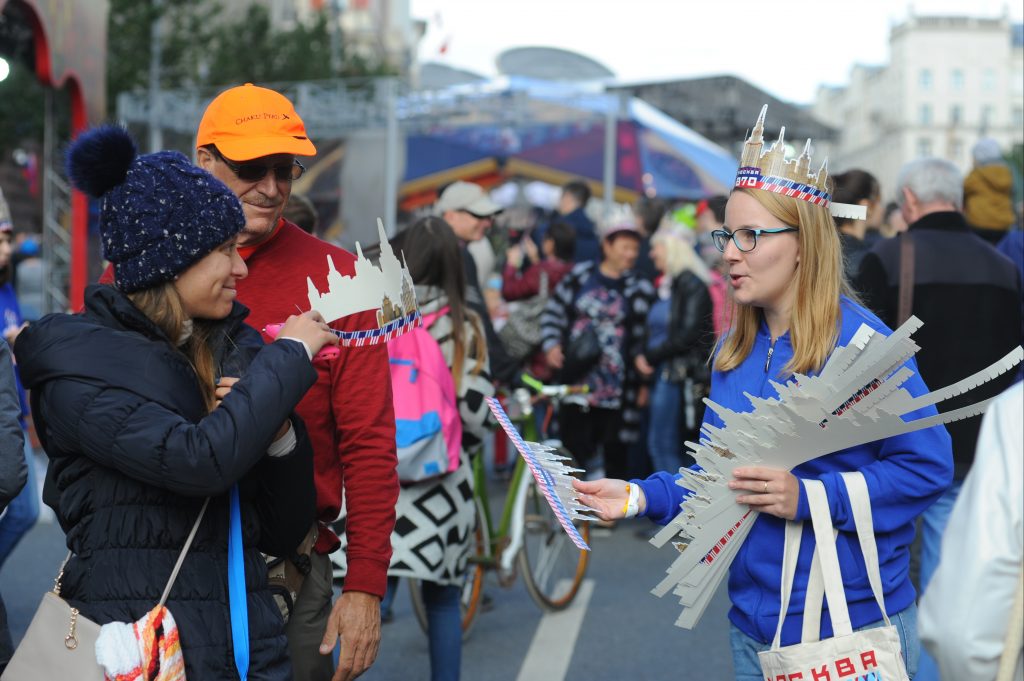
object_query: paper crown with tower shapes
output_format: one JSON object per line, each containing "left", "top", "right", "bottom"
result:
{"left": 735, "top": 105, "right": 866, "bottom": 221}
{"left": 264, "top": 219, "right": 421, "bottom": 356}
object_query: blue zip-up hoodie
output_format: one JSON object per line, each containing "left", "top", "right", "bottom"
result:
{"left": 637, "top": 297, "right": 953, "bottom": 645}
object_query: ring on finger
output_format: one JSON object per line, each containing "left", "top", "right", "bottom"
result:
{"left": 763, "top": 481, "right": 769, "bottom": 494}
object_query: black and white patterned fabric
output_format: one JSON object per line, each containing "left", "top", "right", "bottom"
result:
{"left": 386, "top": 288, "right": 494, "bottom": 584}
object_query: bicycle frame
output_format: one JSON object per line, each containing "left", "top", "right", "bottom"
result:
{"left": 470, "top": 449, "right": 532, "bottom": 578}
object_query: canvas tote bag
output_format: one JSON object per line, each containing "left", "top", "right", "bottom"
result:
{"left": 758, "top": 473, "right": 909, "bottom": 681}
{"left": 2, "top": 499, "right": 209, "bottom": 681}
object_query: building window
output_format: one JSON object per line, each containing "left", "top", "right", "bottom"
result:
{"left": 949, "top": 139, "right": 963, "bottom": 160}
{"left": 981, "top": 105, "right": 995, "bottom": 127}
{"left": 920, "top": 103, "right": 933, "bottom": 126}
{"left": 919, "top": 69, "right": 932, "bottom": 90}
{"left": 950, "top": 104, "right": 963, "bottom": 125}
{"left": 951, "top": 69, "right": 964, "bottom": 91}
{"left": 918, "top": 138, "right": 933, "bottom": 157}
{"left": 983, "top": 69, "right": 997, "bottom": 92}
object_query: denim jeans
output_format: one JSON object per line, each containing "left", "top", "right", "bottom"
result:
{"left": 422, "top": 581, "right": 461, "bottom": 681}
{"left": 0, "top": 594, "right": 12, "bottom": 674}
{"left": 914, "top": 480, "right": 962, "bottom": 681}
{"left": 647, "top": 375, "right": 684, "bottom": 474}
{"left": 0, "top": 437, "right": 39, "bottom": 570}
{"left": 383, "top": 577, "right": 462, "bottom": 681}
{"left": 729, "top": 603, "right": 920, "bottom": 681}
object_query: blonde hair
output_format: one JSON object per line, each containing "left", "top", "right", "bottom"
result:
{"left": 714, "top": 187, "right": 857, "bottom": 376}
{"left": 128, "top": 282, "right": 219, "bottom": 412}
{"left": 651, "top": 226, "right": 711, "bottom": 284}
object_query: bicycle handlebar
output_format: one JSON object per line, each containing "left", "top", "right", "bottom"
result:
{"left": 519, "top": 373, "right": 589, "bottom": 399}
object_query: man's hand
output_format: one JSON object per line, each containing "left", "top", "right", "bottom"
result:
{"left": 319, "top": 590, "right": 381, "bottom": 681}
{"left": 546, "top": 344, "right": 564, "bottom": 369}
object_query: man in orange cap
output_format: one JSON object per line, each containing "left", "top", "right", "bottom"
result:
{"left": 197, "top": 84, "right": 398, "bottom": 681}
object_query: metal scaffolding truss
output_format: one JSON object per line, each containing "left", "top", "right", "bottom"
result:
{"left": 117, "top": 76, "right": 616, "bottom": 140}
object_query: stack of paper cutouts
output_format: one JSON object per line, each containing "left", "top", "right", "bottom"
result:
{"left": 651, "top": 317, "right": 1023, "bottom": 629}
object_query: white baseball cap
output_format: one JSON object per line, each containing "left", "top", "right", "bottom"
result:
{"left": 435, "top": 181, "right": 503, "bottom": 217}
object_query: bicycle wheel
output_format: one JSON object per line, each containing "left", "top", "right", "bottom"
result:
{"left": 517, "top": 450, "right": 591, "bottom": 611}
{"left": 409, "top": 496, "right": 488, "bottom": 638}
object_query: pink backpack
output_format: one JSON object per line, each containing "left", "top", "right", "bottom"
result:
{"left": 388, "top": 307, "right": 463, "bottom": 482}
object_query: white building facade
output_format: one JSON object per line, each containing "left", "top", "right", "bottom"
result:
{"left": 814, "top": 14, "right": 1024, "bottom": 199}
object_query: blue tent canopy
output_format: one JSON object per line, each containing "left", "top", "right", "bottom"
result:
{"left": 402, "top": 78, "right": 738, "bottom": 200}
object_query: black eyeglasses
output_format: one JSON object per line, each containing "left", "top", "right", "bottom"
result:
{"left": 211, "top": 147, "right": 304, "bottom": 182}
{"left": 711, "top": 227, "right": 798, "bottom": 253}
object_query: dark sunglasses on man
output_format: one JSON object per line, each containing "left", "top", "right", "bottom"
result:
{"left": 210, "top": 146, "right": 305, "bottom": 182}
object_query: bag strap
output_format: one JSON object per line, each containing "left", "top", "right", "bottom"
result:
{"left": 160, "top": 497, "right": 210, "bottom": 607}
{"left": 897, "top": 232, "right": 915, "bottom": 326}
{"left": 804, "top": 478, "right": 854, "bottom": 637}
{"left": 996, "top": 567, "right": 1024, "bottom": 681}
{"left": 421, "top": 305, "right": 451, "bottom": 330}
{"left": 53, "top": 498, "right": 209, "bottom": 605}
{"left": 771, "top": 517, "right": 804, "bottom": 649}
{"left": 801, "top": 539, "right": 832, "bottom": 643}
{"left": 839, "top": 472, "right": 892, "bottom": 627}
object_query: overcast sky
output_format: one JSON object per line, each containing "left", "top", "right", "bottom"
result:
{"left": 410, "top": 0, "right": 1023, "bottom": 104}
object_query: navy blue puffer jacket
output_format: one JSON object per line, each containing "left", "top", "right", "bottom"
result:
{"left": 15, "top": 284, "right": 317, "bottom": 680}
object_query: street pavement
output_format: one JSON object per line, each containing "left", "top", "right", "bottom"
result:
{"left": 2, "top": 514, "right": 737, "bottom": 680}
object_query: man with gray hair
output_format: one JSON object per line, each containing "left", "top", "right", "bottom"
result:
{"left": 856, "top": 156, "right": 1021, "bottom": 681}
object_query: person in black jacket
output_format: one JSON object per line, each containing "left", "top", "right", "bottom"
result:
{"left": 854, "top": 156, "right": 1021, "bottom": 681}
{"left": 634, "top": 219, "right": 715, "bottom": 473}
{"left": 13, "top": 126, "right": 338, "bottom": 680}
{"left": 0, "top": 338, "right": 25, "bottom": 673}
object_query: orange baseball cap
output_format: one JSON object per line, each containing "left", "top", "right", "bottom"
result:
{"left": 197, "top": 83, "right": 317, "bottom": 161}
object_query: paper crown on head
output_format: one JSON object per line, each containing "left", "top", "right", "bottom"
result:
{"left": 600, "top": 203, "right": 641, "bottom": 239}
{"left": 735, "top": 106, "right": 866, "bottom": 221}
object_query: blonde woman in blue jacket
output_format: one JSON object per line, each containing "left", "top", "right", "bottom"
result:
{"left": 575, "top": 181, "right": 953, "bottom": 679}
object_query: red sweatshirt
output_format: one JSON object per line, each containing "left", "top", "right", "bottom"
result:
{"left": 237, "top": 221, "right": 398, "bottom": 597}
{"left": 102, "top": 221, "right": 399, "bottom": 597}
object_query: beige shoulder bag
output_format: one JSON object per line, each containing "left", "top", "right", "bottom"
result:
{"left": 1, "top": 498, "right": 209, "bottom": 681}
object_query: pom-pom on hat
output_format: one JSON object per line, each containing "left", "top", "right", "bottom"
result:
{"left": 66, "top": 126, "right": 245, "bottom": 293}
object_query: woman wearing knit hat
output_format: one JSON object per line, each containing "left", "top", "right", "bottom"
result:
{"left": 13, "top": 126, "right": 337, "bottom": 679}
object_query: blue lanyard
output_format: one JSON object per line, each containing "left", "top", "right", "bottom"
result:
{"left": 228, "top": 484, "right": 249, "bottom": 680}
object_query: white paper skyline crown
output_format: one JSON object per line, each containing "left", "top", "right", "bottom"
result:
{"left": 305, "top": 219, "right": 421, "bottom": 346}
{"left": 735, "top": 105, "right": 867, "bottom": 221}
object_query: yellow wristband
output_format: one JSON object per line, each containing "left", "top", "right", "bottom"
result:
{"left": 621, "top": 483, "right": 631, "bottom": 516}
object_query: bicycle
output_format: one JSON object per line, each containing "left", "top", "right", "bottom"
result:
{"left": 407, "top": 374, "right": 593, "bottom": 637}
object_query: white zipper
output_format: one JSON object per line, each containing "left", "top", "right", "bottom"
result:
{"left": 765, "top": 338, "right": 777, "bottom": 373}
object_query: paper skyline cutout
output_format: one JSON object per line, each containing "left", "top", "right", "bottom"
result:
{"left": 646, "top": 316, "right": 1023, "bottom": 630}
{"left": 486, "top": 397, "right": 595, "bottom": 551}
{"left": 306, "top": 220, "right": 421, "bottom": 347}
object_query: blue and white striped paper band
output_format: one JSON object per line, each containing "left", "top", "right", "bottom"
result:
{"left": 331, "top": 309, "right": 422, "bottom": 347}
{"left": 485, "top": 397, "right": 591, "bottom": 551}
{"left": 734, "top": 167, "right": 832, "bottom": 207}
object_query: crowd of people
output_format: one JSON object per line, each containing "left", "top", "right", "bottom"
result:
{"left": 0, "top": 82, "right": 1021, "bottom": 681}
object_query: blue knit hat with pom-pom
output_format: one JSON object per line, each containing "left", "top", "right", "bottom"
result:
{"left": 66, "top": 126, "right": 244, "bottom": 293}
